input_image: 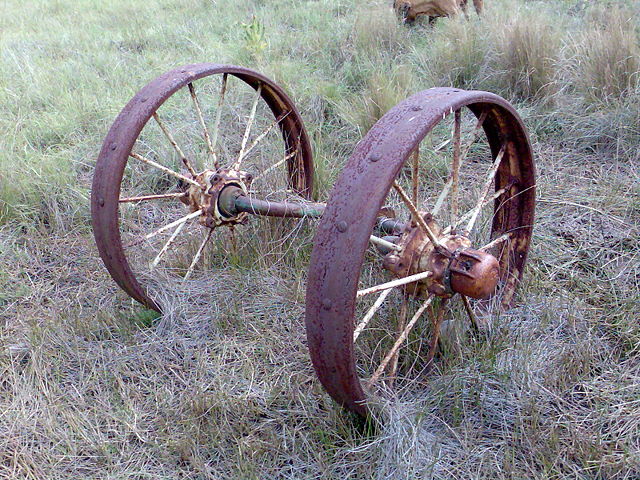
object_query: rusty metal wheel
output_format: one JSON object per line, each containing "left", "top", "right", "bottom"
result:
{"left": 92, "top": 64, "right": 313, "bottom": 311}
{"left": 305, "top": 88, "right": 535, "bottom": 416}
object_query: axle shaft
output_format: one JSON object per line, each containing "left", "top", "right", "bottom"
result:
{"left": 218, "top": 186, "right": 327, "bottom": 219}
{"left": 234, "top": 194, "right": 326, "bottom": 218}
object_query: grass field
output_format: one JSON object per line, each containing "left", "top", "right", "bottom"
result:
{"left": 1, "top": 0, "right": 639, "bottom": 478}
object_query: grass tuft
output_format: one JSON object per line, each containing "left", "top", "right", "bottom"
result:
{"left": 424, "top": 17, "right": 490, "bottom": 90}
{"left": 496, "top": 12, "right": 561, "bottom": 102}
{"left": 353, "top": 3, "right": 405, "bottom": 56}
{"left": 340, "top": 63, "right": 415, "bottom": 133}
{"left": 573, "top": 8, "right": 640, "bottom": 105}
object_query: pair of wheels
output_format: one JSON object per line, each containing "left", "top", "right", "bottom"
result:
{"left": 91, "top": 64, "right": 535, "bottom": 416}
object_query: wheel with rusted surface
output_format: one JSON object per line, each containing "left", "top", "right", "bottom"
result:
{"left": 92, "top": 64, "right": 313, "bottom": 311}
{"left": 305, "top": 88, "right": 535, "bottom": 416}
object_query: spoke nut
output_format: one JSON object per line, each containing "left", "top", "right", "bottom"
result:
{"left": 336, "top": 221, "right": 348, "bottom": 232}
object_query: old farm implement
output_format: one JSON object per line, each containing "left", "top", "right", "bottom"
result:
{"left": 91, "top": 64, "right": 535, "bottom": 416}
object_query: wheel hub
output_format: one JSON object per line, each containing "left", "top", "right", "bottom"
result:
{"left": 382, "top": 212, "right": 500, "bottom": 300}
{"left": 186, "top": 169, "right": 253, "bottom": 228}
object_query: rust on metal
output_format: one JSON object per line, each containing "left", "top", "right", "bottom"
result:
{"left": 381, "top": 212, "right": 501, "bottom": 300}
{"left": 192, "top": 168, "right": 253, "bottom": 228}
{"left": 218, "top": 186, "right": 326, "bottom": 219}
{"left": 305, "top": 87, "right": 535, "bottom": 416}
{"left": 91, "top": 64, "right": 314, "bottom": 311}
{"left": 449, "top": 248, "right": 500, "bottom": 299}
{"left": 92, "top": 64, "right": 535, "bottom": 419}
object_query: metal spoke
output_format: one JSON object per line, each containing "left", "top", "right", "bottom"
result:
{"left": 433, "top": 138, "right": 451, "bottom": 152}
{"left": 461, "top": 110, "right": 488, "bottom": 158}
{"left": 432, "top": 178, "right": 454, "bottom": 218}
{"left": 366, "top": 296, "right": 434, "bottom": 388}
{"left": 241, "top": 110, "right": 291, "bottom": 161}
{"left": 461, "top": 295, "right": 481, "bottom": 332}
{"left": 232, "top": 83, "right": 263, "bottom": 170}
{"left": 465, "top": 144, "right": 507, "bottom": 233}
{"left": 451, "top": 109, "right": 462, "bottom": 219}
{"left": 129, "top": 152, "right": 200, "bottom": 187}
{"left": 357, "top": 271, "right": 432, "bottom": 298}
{"left": 210, "top": 73, "right": 228, "bottom": 170}
{"left": 184, "top": 229, "right": 214, "bottom": 280}
{"left": 393, "top": 182, "right": 442, "bottom": 248}
{"left": 369, "top": 235, "right": 400, "bottom": 252}
{"left": 119, "top": 192, "right": 187, "bottom": 203}
{"left": 423, "top": 299, "right": 449, "bottom": 368}
{"left": 353, "top": 288, "right": 392, "bottom": 342}
{"left": 387, "top": 293, "right": 409, "bottom": 385}
{"left": 151, "top": 221, "right": 186, "bottom": 268}
{"left": 188, "top": 82, "right": 215, "bottom": 169}
{"left": 451, "top": 184, "right": 510, "bottom": 229}
{"left": 152, "top": 112, "right": 198, "bottom": 177}
{"left": 432, "top": 110, "right": 488, "bottom": 217}
{"left": 125, "top": 209, "right": 202, "bottom": 248}
{"left": 252, "top": 149, "right": 298, "bottom": 183}
{"left": 480, "top": 232, "right": 512, "bottom": 251}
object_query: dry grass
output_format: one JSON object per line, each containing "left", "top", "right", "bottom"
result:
{"left": 353, "top": 3, "right": 406, "bottom": 56}
{"left": 338, "top": 64, "right": 415, "bottom": 133}
{"left": 1, "top": 0, "right": 639, "bottom": 478}
{"left": 497, "top": 14, "right": 561, "bottom": 102}
{"left": 574, "top": 7, "right": 640, "bottom": 105}
{"left": 421, "top": 17, "right": 491, "bottom": 90}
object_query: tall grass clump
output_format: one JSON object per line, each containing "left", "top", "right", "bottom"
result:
{"left": 420, "top": 17, "right": 491, "bottom": 90}
{"left": 572, "top": 8, "right": 640, "bottom": 105}
{"left": 352, "top": 3, "right": 405, "bottom": 57}
{"left": 495, "top": 12, "right": 560, "bottom": 102}
{"left": 561, "top": 8, "right": 640, "bottom": 160}
{"left": 338, "top": 64, "right": 415, "bottom": 133}
{"left": 337, "top": 3, "right": 415, "bottom": 133}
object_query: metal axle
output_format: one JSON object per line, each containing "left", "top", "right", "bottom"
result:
{"left": 218, "top": 186, "right": 406, "bottom": 237}
{"left": 217, "top": 185, "right": 325, "bottom": 219}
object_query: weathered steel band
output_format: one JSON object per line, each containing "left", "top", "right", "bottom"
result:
{"left": 91, "top": 64, "right": 313, "bottom": 311}
{"left": 305, "top": 88, "right": 535, "bottom": 416}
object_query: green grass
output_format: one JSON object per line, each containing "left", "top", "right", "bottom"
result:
{"left": 0, "top": 0, "right": 639, "bottom": 478}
